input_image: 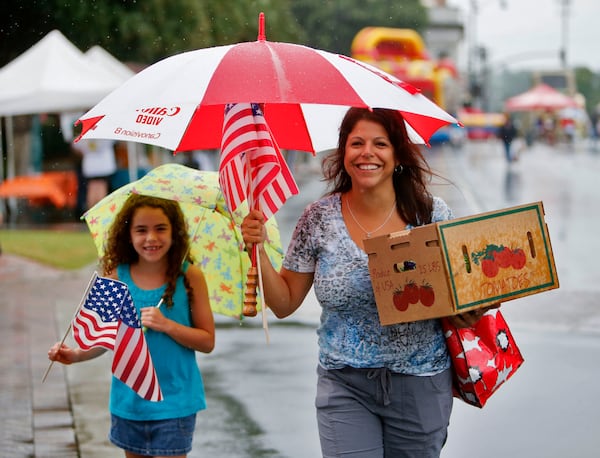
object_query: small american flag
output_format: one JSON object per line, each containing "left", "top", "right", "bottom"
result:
{"left": 72, "top": 274, "right": 163, "bottom": 402}
{"left": 219, "top": 103, "right": 299, "bottom": 220}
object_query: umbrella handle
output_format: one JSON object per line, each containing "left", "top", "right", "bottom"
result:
{"left": 243, "top": 265, "right": 258, "bottom": 317}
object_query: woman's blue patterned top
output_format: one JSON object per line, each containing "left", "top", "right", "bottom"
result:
{"left": 283, "top": 193, "right": 453, "bottom": 375}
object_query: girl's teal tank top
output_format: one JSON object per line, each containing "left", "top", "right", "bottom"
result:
{"left": 109, "top": 263, "right": 206, "bottom": 420}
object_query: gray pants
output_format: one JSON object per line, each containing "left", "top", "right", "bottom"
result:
{"left": 316, "top": 366, "right": 453, "bottom": 458}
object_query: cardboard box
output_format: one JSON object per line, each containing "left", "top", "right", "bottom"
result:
{"left": 364, "top": 201, "right": 559, "bottom": 325}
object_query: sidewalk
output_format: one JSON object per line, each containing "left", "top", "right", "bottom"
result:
{"left": 0, "top": 254, "right": 97, "bottom": 457}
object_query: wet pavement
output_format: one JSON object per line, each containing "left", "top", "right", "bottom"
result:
{"left": 1, "top": 137, "right": 599, "bottom": 457}
{"left": 0, "top": 255, "right": 91, "bottom": 457}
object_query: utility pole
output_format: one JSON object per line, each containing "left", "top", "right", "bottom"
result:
{"left": 559, "top": 0, "right": 571, "bottom": 69}
{"left": 466, "top": 0, "right": 508, "bottom": 110}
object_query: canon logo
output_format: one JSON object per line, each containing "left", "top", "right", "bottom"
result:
{"left": 135, "top": 106, "right": 181, "bottom": 126}
{"left": 138, "top": 107, "right": 181, "bottom": 116}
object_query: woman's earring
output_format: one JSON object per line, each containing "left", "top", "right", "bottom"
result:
{"left": 394, "top": 165, "right": 404, "bottom": 174}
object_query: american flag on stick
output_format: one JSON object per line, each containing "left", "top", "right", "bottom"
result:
{"left": 219, "top": 102, "right": 299, "bottom": 220}
{"left": 72, "top": 273, "right": 163, "bottom": 402}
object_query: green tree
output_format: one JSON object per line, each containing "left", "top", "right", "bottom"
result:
{"left": 574, "top": 66, "right": 600, "bottom": 117}
{"left": 0, "top": 0, "right": 303, "bottom": 66}
{"left": 0, "top": 0, "right": 426, "bottom": 66}
{"left": 290, "top": 0, "right": 427, "bottom": 55}
{"left": 0, "top": 1, "right": 56, "bottom": 66}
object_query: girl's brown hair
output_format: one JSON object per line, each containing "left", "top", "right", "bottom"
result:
{"left": 322, "top": 107, "right": 434, "bottom": 226}
{"left": 101, "top": 194, "right": 194, "bottom": 307}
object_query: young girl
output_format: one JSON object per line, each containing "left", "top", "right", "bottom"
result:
{"left": 48, "top": 194, "right": 215, "bottom": 458}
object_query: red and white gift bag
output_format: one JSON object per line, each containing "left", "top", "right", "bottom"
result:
{"left": 442, "top": 309, "right": 524, "bottom": 408}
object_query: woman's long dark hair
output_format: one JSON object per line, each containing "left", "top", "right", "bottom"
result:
{"left": 101, "top": 194, "right": 194, "bottom": 307}
{"left": 322, "top": 107, "right": 434, "bottom": 226}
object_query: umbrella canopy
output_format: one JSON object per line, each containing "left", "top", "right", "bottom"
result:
{"left": 83, "top": 163, "right": 283, "bottom": 320}
{"left": 76, "top": 13, "right": 458, "bottom": 151}
{"left": 504, "top": 83, "right": 578, "bottom": 112}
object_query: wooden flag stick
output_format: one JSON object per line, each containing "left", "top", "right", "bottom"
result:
{"left": 255, "top": 244, "right": 270, "bottom": 344}
{"left": 243, "top": 151, "right": 258, "bottom": 317}
{"left": 42, "top": 271, "right": 98, "bottom": 383}
{"left": 241, "top": 147, "right": 270, "bottom": 342}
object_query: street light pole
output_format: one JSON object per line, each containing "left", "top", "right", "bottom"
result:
{"left": 467, "top": 0, "right": 478, "bottom": 107}
{"left": 559, "top": 0, "right": 571, "bottom": 69}
{"left": 467, "top": 0, "right": 508, "bottom": 110}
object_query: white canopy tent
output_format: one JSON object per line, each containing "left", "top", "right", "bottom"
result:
{"left": 0, "top": 31, "right": 141, "bottom": 180}
{"left": 0, "top": 31, "right": 139, "bottom": 220}
{"left": 0, "top": 30, "right": 125, "bottom": 116}
{"left": 84, "top": 45, "right": 136, "bottom": 82}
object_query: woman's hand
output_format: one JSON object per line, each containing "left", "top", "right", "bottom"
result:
{"left": 240, "top": 209, "right": 267, "bottom": 250}
{"left": 446, "top": 303, "right": 501, "bottom": 328}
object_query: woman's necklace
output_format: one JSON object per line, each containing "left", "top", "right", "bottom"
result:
{"left": 346, "top": 197, "right": 397, "bottom": 238}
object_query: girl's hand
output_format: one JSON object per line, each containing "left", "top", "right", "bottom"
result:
{"left": 151, "top": 265, "right": 215, "bottom": 353}
{"left": 141, "top": 306, "right": 170, "bottom": 333}
{"left": 48, "top": 343, "right": 78, "bottom": 365}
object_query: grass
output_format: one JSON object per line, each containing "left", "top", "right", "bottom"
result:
{"left": 0, "top": 229, "right": 99, "bottom": 270}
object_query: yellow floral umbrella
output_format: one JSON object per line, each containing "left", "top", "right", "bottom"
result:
{"left": 82, "top": 162, "right": 283, "bottom": 319}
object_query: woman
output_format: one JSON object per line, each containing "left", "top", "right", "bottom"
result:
{"left": 241, "top": 107, "right": 491, "bottom": 457}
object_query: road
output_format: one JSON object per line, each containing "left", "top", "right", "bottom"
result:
{"left": 430, "top": 139, "right": 600, "bottom": 458}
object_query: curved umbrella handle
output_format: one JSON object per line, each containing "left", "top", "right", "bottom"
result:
{"left": 243, "top": 265, "right": 258, "bottom": 317}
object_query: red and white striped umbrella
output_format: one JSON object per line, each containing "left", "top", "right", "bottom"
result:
{"left": 77, "top": 13, "right": 457, "bottom": 151}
